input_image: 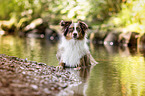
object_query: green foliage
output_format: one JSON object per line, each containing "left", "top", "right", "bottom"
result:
{"left": 0, "top": 0, "right": 122, "bottom": 24}
{"left": 1, "top": 0, "right": 144, "bottom": 35}
{"left": 0, "top": 0, "right": 17, "bottom": 19}
{"left": 88, "top": 0, "right": 121, "bottom": 22}
{"left": 107, "top": 0, "right": 145, "bottom": 34}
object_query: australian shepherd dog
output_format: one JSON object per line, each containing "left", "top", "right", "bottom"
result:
{"left": 56, "top": 20, "right": 98, "bottom": 70}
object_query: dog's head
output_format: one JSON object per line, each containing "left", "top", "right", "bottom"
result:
{"left": 60, "top": 20, "right": 88, "bottom": 40}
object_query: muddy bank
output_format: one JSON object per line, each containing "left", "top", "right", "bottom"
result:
{"left": 0, "top": 54, "right": 81, "bottom": 96}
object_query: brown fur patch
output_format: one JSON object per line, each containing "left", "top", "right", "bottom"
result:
{"left": 59, "top": 61, "right": 65, "bottom": 67}
{"left": 77, "top": 31, "right": 85, "bottom": 40}
{"left": 78, "top": 54, "right": 91, "bottom": 67}
{"left": 65, "top": 32, "right": 73, "bottom": 40}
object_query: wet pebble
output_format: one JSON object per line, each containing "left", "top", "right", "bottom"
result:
{"left": 59, "top": 83, "right": 68, "bottom": 88}
{"left": 56, "top": 73, "right": 61, "bottom": 77}
{"left": 44, "top": 88, "right": 51, "bottom": 94}
{"left": 20, "top": 59, "right": 24, "bottom": 62}
{"left": 31, "top": 61, "right": 37, "bottom": 64}
{"left": 25, "top": 63, "right": 31, "bottom": 66}
{"left": 35, "top": 65, "right": 41, "bottom": 69}
{"left": 1, "top": 62, "right": 5, "bottom": 65}
{"left": 50, "top": 87, "right": 55, "bottom": 90}
{"left": 22, "top": 71, "right": 26, "bottom": 74}
{"left": 31, "top": 63, "right": 37, "bottom": 66}
{"left": 31, "top": 84, "right": 38, "bottom": 90}
{"left": 15, "top": 57, "right": 19, "bottom": 61}
{"left": 20, "top": 67, "right": 24, "bottom": 70}
{"left": 28, "top": 68, "right": 35, "bottom": 71}
{"left": 38, "top": 63, "right": 46, "bottom": 66}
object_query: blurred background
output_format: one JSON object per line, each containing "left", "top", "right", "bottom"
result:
{"left": 0, "top": 0, "right": 144, "bottom": 34}
{"left": 0, "top": 0, "right": 145, "bottom": 38}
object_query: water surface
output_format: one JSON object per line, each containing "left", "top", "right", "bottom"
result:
{"left": 0, "top": 36, "right": 59, "bottom": 66}
{"left": 0, "top": 35, "right": 145, "bottom": 96}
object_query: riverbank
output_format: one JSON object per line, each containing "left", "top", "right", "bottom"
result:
{"left": 0, "top": 54, "right": 81, "bottom": 96}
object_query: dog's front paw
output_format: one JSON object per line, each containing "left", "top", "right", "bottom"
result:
{"left": 56, "top": 65, "right": 63, "bottom": 71}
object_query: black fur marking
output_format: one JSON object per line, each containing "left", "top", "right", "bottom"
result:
{"left": 60, "top": 20, "right": 72, "bottom": 36}
{"left": 64, "top": 27, "right": 69, "bottom": 36}
{"left": 79, "top": 21, "right": 88, "bottom": 36}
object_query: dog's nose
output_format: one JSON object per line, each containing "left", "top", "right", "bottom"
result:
{"left": 73, "top": 33, "right": 77, "bottom": 37}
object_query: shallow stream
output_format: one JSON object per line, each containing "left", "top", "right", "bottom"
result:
{"left": 0, "top": 35, "right": 145, "bottom": 96}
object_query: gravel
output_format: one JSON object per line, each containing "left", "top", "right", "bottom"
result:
{"left": 0, "top": 54, "right": 81, "bottom": 96}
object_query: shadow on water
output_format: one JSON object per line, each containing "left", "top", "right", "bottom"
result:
{"left": 0, "top": 35, "right": 145, "bottom": 96}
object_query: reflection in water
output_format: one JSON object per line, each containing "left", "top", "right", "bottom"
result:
{"left": 87, "top": 43, "right": 145, "bottom": 96}
{"left": 0, "top": 36, "right": 145, "bottom": 96}
{"left": 58, "top": 67, "right": 91, "bottom": 96}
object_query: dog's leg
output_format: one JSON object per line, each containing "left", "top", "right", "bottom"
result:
{"left": 90, "top": 54, "right": 98, "bottom": 65}
{"left": 56, "top": 60, "right": 65, "bottom": 70}
{"left": 74, "top": 56, "right": 85, "bottom": 70}
{"left": 82, "top": 55, "right": 86, "bottom": 67}
{"left": 80, "top": 55, "right": 90, "bottom": 67}
{"left": 85, "top": 54, "right": 91, "bottom": 66}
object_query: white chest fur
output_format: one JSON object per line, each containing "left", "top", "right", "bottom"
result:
{"left": 58, "top": 36, "right": 89, "bottom": 67}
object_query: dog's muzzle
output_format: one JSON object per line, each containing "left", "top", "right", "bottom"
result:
{"left": 73, "top": 33, "right": 78, "bottom": 38}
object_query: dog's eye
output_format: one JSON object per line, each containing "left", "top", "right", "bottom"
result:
{"left": 76, "top": 27, "right": 81, "bottom": 32}
{"left": 69, "top": 28, "right": 73, "bottom": 32}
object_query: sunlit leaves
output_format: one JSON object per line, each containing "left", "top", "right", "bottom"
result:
{"left": 107, "top": 0, "right": 145, "bottom": 34}
{"left": 0, "top": 0, "right": 122, "bottom": 24}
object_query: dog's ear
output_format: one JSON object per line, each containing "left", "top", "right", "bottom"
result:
{"left": 78, "top": 21, "right": 88, "bottom": 35}
{"left": 60, "top": 20, "right": 72, "bottom": 36}
{"left": 79, "top": 21, "right": 88, "bottom": 31}
{"left": 60, "top": 20, "right": 72, "bottom": 28}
